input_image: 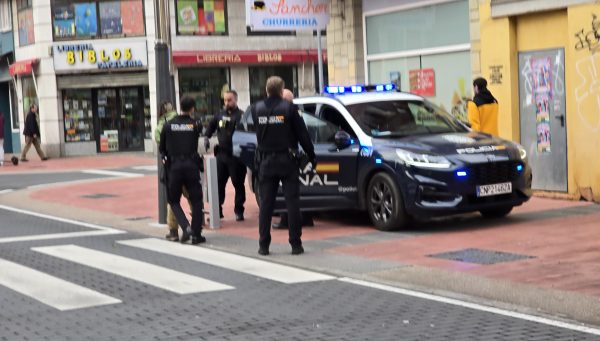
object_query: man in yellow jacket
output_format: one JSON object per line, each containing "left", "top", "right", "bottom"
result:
{"left": 467, "top": 77, "right": 499, "bottom": 136}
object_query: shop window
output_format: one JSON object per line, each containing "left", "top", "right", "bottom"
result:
{"left": 51, "top": 0, "right": 145, "bottom": 41}
{"left": 63, "top": 89, "right": 95, "bottom": 142}
{"left": 365, "top": 0, "right": 469, "bottom": 55}
{"left": 21, "top": 77, "right": 36, "bottom": 117}
{"left": 143, "top": 86, "right": 151, "bottom": 139}
{"left": 178, "top": 67, "right": 229, "bottom": 128}
{"left": 0, "top": 0, "right": 11, "bottom": 32}
{"left": 249, "top": 65, "right": 297, "bottom": 104}
{"left": 17, "top": 0, "right": 34, "bottom": 46}
{"left": 176, "top": 0, "right": 227, "bottom": 36}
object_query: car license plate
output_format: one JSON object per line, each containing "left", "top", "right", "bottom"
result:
{"left": 476, "top": 182, "right": 512, "bottom": 197}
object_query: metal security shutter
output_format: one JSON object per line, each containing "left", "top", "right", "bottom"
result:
{"left": 57, "top": 72, "right": 149, "bottom": 89}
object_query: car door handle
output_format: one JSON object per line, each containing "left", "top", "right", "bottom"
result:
{"left": 554, "top": 114, "right": 565, "bottom": 127}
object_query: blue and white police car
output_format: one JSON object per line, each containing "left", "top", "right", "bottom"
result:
{"left": 233, "top": 84, "right": 532, "bottom": 231}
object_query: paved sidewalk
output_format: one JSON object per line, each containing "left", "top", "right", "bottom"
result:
{"left": 1, "top": 152, "right": 600, "bottom": 326}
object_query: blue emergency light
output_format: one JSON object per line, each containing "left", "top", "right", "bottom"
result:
{"left": 375, "top": 158, "right": 383, "bottom": 164}
{"left": 456, "top": 170, "right": 468, "bottom": 178}
{"left": 516, "top": 164, "right": 524, "bottom": 172}
{"left": 324, "top": 83, "right": 397, "bottom": 95}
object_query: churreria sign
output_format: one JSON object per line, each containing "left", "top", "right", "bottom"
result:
{"left": 53, "top": 40, "right": 148, "bottom": 72}
{"left": 247, "top": 0, "right": 330, "bottom": 31}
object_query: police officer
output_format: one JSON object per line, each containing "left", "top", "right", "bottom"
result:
{"left": 252, "top": 76, "right": 315, "bottom": 255}
{"left": 204, "top": 90, "right": 246, "bottom": 221}
{"left": 159, "top": 96, "right": 205, "bottom": 244}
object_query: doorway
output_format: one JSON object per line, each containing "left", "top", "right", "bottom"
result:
{"left": 518, "top": 48, "right": 567, "bottom": 191}
{"left": 95, "top": 87, "right": 145, "bottom": 152}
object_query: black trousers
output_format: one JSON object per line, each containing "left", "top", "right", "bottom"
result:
{"left": 258, "top": 166, "right": 302, "bottom": 249}
{"left": 167, "top": 160, "right": 204, "bottom": 236}
{"left": 216, "top": 154, "right": 247, "bottom": 215}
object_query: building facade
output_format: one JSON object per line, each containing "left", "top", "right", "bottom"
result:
{"left": 169, "top": 0, "right": 325, "bottom": 128}
{"left": 327, "top": 0, "right": 474, "bottom": 122}
{"left": 7, "top": 0, "right": 325, "bottom": 157}
{"left": 9, "top": 0, "right": 157, "bottom": 156}
{"left": 0, "top": 0, "right": 17, "bottom": 154}
{"left": 479, "top": 0, "right": 600, "bottom": 202}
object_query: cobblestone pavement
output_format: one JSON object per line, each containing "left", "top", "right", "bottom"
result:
{"left": 1, "top": 208, "right": 599, "bottom": 341}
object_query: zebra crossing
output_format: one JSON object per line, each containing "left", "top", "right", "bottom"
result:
{"left": 0, "top": 238, "right": 335, "bottom": 312}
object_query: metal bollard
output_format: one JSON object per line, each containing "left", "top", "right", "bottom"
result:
{"left": 204, "top": 155, "right": 220, "bottom": 229}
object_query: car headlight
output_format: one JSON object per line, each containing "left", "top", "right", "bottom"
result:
{"left": 396, "top": 149, "right": 452, "bottom": 169}
{"left": 518, "top": 146, "right": 527, "bottom": 160}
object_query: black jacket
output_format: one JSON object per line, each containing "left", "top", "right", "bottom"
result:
{"left": 252, "top": 96, "right": 315, "bottom": 161}
{"left": 159, "top": 114, "right": 202, "bottom": 159}
{"left": 23, "top": 110, "right": 40, "bottom": 137}
{"left": 204, "top": 107, "right": 243, "bottom": 156}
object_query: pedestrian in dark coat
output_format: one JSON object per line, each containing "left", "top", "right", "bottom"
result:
{"left": 21, "top": 103, "right": 48, "bottom": 162}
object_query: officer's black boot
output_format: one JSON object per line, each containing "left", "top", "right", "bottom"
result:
{"left": 180, "top": 226, "right": 191, "bottom": 243}
{"left": 291, "top": 245, "right": 304, "bottom": 255}
{"left": 191, "top": 234, "right": 206, "bottom": 245}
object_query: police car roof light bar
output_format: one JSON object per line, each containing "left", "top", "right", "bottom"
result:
{"left": 324, "top": 83, "right": 396, "bottom": 95}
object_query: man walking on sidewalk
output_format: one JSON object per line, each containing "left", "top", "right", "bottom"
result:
{"left": 21, "top": 104, "right": 48, "bottom": 162}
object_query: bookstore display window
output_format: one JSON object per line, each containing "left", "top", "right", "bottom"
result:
{"left": 51, "top": 0, "right": 145, "bottom": 40}
{"left": 175, "top": 0, "right": 227, "bottom": 36}
{"left": 179, "top": 68, "right": 229, "bottom": 128}
{"left": 143, "top": 86, "right": 151, "bottom": 139}
{"left": 63, "top": 89, "right": 94, "bottom": 142}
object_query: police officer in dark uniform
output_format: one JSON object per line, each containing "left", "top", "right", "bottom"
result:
{"left": 159, "top": 96, "right": 205, "bottom": 244}
{"left": 252, "top": 76, "right": 315, "bottom": 255}
{"left": 204, "top": 90, "right": 246, "bottom": 221}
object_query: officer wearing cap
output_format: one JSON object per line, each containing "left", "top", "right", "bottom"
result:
{"left": 159, "top": 96, "right": 205, "bottom": 245}
{"left": 252, "top": 76, "right": 315, "bottom": 255}
{"left": 204, "top": 90, "right": 246, "bottom": 221}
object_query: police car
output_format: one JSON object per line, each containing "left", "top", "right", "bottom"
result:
{"left": 233, "top": 84, "right": 532, "bottom": 231}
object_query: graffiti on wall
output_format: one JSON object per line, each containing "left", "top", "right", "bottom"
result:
{"left": 575, "top": 54, "right": 600, "bottom": 132}
{"left": 450, "top": 78, "right": 470, "bottom": 123}
{"left": 574, "top": 14, "right": 600, "bottom": 53}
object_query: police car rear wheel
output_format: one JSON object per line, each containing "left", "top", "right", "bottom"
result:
{"left": 367, "top": 173, "right": 408, "bottom": 231}
{"left": 479, "top": 206, "right": 513, "bottom": 218}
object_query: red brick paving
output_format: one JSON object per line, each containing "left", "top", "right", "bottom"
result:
{"left": 11, "top": 153, "right": 600, "bottom": 297}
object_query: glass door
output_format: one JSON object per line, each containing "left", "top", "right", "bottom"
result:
{"left": 97, "top": 89, "right": 119, "bottom": 152}
{"left": 119, "top": 88, "right": 144, "bottom": 151}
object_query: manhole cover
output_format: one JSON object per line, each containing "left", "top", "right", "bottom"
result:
{"left": 81, "top": 193, "right": 118, "bottom": 199}
{"left": 428, "top": 248, "right": 534, "bottom": 265}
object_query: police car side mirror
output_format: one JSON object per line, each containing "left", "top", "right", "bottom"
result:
{"left": 334, "top": 131, "right": 353, "bottom": 149}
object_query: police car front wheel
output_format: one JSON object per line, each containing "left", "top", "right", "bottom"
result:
{"left": 366, "top": 172, "right": 409, "bottom": 231}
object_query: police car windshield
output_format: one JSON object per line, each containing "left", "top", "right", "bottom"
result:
{"left": 346, "top": 100, "right": 467, "bottom": 138}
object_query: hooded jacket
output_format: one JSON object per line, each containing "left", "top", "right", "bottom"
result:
{"left": 467, "top": 90, "right": 499, "bottom": 136}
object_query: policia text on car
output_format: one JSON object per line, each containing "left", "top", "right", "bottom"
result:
{"left": 159, "top": 96, "right": 206, "bottom": 245}
{"left": 251, "top": 76, "right": 316, "bottom": 256}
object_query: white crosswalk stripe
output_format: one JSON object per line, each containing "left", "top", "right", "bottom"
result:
{"left": 119, "top": 238, "right": 336, "bottom": 284}
{"left": 0, "top": 257, "right": 121, "bottom": 311}
{"left": 32, "top": 245, "right": 234, "bottom": 294}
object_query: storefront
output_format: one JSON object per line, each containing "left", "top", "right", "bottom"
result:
{"left": 52, "top": 38, "right": 150, "bottom": 155}
{"left": 173, "top": 49, "right": 322, "bottom": 128}
{"left": 363, "top": 0, "right": 471, "bottom": 122}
